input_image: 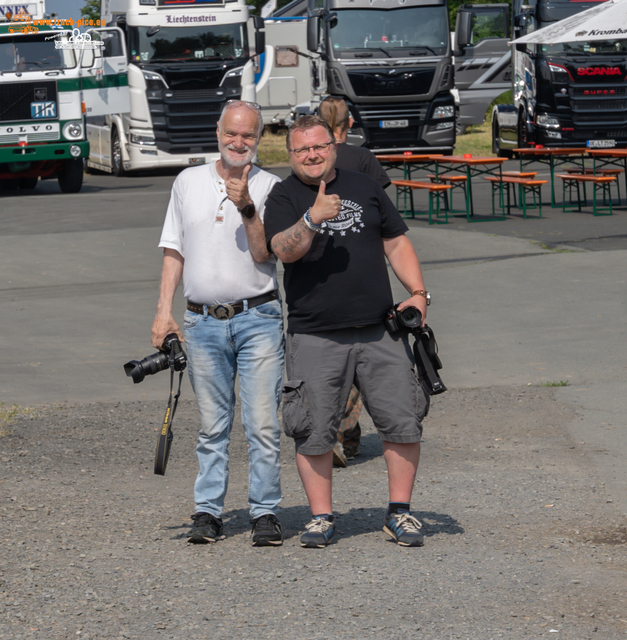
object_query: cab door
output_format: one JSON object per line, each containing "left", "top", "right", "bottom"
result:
{"left": 80, "top": 27, "right": 130, "bottom": 117}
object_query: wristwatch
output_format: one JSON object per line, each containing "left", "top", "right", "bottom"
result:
{"left": 412, "top": 289, "right": 431, "bottom": 306}
{"left": 238, "top": 203, "right": 256, "bottom": 219}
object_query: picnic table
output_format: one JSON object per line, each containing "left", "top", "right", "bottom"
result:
{"left": 513, "top": 147, "right": 588, "bottom": 207}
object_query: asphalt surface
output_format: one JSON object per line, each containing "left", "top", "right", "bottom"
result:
{"left": 1, "top": 159, "right": 626, "bottom": 639}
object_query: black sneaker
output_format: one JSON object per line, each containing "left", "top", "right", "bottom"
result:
{"left": 188, "top": 512, "right": 225, "bottom": 544}
{"left": 251, "top": 514, "right": 283, "bottom": 547}
{"left": 300, "top": 515, "right": 335, "bottom": 548}
{"left": 383, "top": 512, "right": 424, "bottom": 547}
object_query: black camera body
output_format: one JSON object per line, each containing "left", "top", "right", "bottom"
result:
{"left": 385, "top": 304, "right": 447, "bottom": 396}
{"left": 124, "top": 333, "right": 187, "bottom": 384}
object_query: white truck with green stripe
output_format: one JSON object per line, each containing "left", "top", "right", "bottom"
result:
{"left": 0, "top": 3, "right": 129, "bottom": 192}
{"left": 89, "top": 0, "right": 264, "bottom": 175}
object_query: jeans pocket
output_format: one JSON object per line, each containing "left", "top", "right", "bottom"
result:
{"left": 282, "top": 379, "right": 313, "bottom": 439}
{"left": 184, "top": 311, "right": 201, "bottom": 329}
{"left": 252, "top": 299, "right": 282, "bottom": 319}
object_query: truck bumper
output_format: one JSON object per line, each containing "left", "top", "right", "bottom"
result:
{"left": 0, "top": 140, "right": 89, "bottom": 164}
{"left": 124, "top": 144, "right": 221, "bottom": 172}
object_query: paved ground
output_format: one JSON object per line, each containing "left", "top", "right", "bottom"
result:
{"left": 1, "top": 160, "right": 626, "bottom": 639}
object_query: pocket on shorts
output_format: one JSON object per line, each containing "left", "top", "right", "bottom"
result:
{"left": 413, "top": 370, "right": 430, "bottom": 421}
{"left": 252, "top": 299, "right": 283, "bottom": 320}
{"left": 281, "top": 379, "right": 313, "bottom": 439}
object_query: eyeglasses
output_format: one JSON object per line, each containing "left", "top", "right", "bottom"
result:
{"left": 226, "top": 99, "right": 261, "bottom": 112}
{"left": 289, "top": 141, "right": 335, "bottom": 158}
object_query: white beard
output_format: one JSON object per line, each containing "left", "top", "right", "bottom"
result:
{"left": 219, "top": 140, "right": 255, "bottom": 168}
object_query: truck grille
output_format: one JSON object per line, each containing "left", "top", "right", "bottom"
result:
{"left": 572, "top": 99, "right": 627, "bottom": 111}
{"left": 0, "top": 130, "right": 60, "bottom": 144}
{"left": 347, "top": 68, "right": 435, "bottom": 98}
{"left": 0, "top": 81, "right": 58, "bottom": 124}
{"left": 148, "top": 88, "right": 237, "bottom": 154}
{"left": 353, "top": 102, "right": 429, "bottom": 150}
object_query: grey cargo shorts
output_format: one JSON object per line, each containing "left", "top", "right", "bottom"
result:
{"left": 282, "top": 323, "right": 429, "bottom": 455}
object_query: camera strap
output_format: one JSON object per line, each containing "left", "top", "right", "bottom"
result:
{"left": 412, "top": 327, "right": 447, "bottom": 396}
{"left": 154, "top": 368, "right": 184, "bottom": 476}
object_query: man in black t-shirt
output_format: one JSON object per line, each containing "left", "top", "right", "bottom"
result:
{"left": 265, "top": 116, "right": 431, "bottom": 549}
{"left": 318, "top": 97, "right": 391, "bottom": 465}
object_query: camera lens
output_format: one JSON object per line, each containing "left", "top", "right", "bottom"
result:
{"left": 123, "top": 351, "right": 169, "bottom": 384}
{"left": 399, "top": 307, "right": 422, "bottom": 329}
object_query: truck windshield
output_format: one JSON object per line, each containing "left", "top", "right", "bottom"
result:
{"left": 542, "top": 40, "right": 627, "bottom": 56}
{"left": 329, "top": 6, "right": 448, "bottom": 56}
{"left": 0, "top": 35, "right": 77, "bottom": 72}
{"left": 128, "top": 24, "right": 249, "bottom": 63}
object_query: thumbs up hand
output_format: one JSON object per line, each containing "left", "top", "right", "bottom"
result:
{"left": 226, "top": 163, "right": 252, "bottom": 210}
{"left": 309, "top": 180, "right": 341, "bottom": 225}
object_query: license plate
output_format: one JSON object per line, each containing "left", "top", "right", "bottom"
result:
{"left": 587, "top": 139, "right": 615, "bottom": 148}
{"left": 379, "top": 119, "right": 408, "bottom": 129}
{"left": 189, "top": 157, "right": 206, "bottom": 165}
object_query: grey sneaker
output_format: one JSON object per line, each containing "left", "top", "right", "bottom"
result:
{"left": 300, "top": 515, "right": 335, "bottom": 548}
{"left": 383, "top": 512, "right": 424, "bottom": 547}
{"left": 332, "top": 441, "right": 347, "bottom": 467}
{"left": 251, "top": 514, "right": 283, "bottom": 547}
{"left": 188, "top": 512, "right": 225, "bottom": 544}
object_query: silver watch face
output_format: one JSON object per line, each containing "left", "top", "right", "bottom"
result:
{"left": 426, "top": 292, "right": 431, "bottom": 306}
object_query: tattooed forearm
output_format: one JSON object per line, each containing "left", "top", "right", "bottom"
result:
{"left": 271, "top": 218, "right": 315, "bottom": 263}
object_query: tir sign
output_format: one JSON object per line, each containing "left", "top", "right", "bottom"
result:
{"left": 31, "top": 102, "right": 57, "bottom": 118}
{"left": 577, "top": 67, "right": 621, "bottom": 76}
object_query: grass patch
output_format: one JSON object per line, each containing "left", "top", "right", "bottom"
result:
{"left": 258, "top": 127, "right": 289, "bottom": 166}
{"left": 0, "top": 402, "right": 37, "bottom": 436}
{"left": 540, "top": 380, "right": 571, "bottom": 387}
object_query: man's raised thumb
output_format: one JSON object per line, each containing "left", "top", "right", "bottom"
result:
{"left": 318, "top": 180, "right": 326, "bottom": 196}
{"left": 242, "top": 163, "right": 252, "bottom": 181}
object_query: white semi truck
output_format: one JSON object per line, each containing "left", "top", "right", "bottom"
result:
{"left": 0, "top": 2, "right": 128, "bottom": 192}
{"left": 87, "top": 0, "right": 265, "bottom": 175}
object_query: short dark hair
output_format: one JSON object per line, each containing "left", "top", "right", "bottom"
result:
{"left": 286, "top": 115, "right": 334, "bottom": 151}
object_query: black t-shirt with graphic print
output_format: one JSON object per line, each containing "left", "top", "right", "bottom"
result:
{"left": 264, "top": 169, "right": 408, "bottom": 334}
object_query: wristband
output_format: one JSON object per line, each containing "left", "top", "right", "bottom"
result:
{"left": 412, "top": 289, "right": 431, "bottom": 306}
{"left": 303, "top": 209, "right": 324, "bottom": 233}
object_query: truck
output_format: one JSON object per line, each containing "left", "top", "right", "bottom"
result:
{"left": 269, "top": 0, "right": 455, "bottom": 153}
{"left": 452, "top": 3, "right": 511, "bottom": 135}
{"left": 0, "top": 2, "right": 127, "bottom": 192}
{"left": 88, "top": 0, "right": 265, "bottom": 175}
{"left": 488, "top": 0, "right": 627, "bottom": 155}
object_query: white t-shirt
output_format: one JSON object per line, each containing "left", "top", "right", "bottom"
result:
{"left": 159, "top": 162, "right": 281, "bottom": 304}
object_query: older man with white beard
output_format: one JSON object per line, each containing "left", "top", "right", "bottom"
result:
{"left": 152, "top": 100, "right": 285, "bottom": 547}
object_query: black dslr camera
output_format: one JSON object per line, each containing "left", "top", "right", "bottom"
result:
{"left": 385, "top": 304, "right": 447, "bottom": 396}
{"left": 124, "top": 333, "right": 187, "bottom": 384}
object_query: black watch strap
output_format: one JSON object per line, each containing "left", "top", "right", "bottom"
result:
{"left": 239, "top": 203, "right": 256, "bottom": 219}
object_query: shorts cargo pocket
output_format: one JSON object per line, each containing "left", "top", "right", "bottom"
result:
{"left": 281, "top": 379, "right": 313, "bottom": 439}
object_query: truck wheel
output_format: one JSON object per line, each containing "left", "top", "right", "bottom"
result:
{"left": 18, "top": 177, "right": 38, "bottom": 190}
{"left": 111, "top": 128, "right": 125, "bottom": 177}
{"left": 58, "top": 159, "right": 84, "bottom": 193}
{"left": 492, "top": 121, "right": 512, "bottom": 159}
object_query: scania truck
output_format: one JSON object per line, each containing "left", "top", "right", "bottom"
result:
{"left": 0, "top": 2, "right": 128, "bottom": 192}
{"left": 88, "top": 0, "right": 265, "bottom": 175}
{"left": 489, "top": 0, "right": 627, "bottom": 155}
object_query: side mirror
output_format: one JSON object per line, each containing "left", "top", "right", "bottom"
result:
{"left": 455, "top": 10, "right": 472, "bottom": 49}
{"left": 307, "top": 16, "right": 319, "bottom": 52}
{"left": 251, "top": 15, "right": 265, "bottom": 56}
{"left": 515, "top": 42, "right": 527, "bottom": 53}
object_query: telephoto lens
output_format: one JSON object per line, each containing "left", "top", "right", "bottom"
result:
{"left": 124, "top": 351, "right": 169, "bottom": 384}
{"left": 399, "top": 307, "right": 422, "bottom": 329}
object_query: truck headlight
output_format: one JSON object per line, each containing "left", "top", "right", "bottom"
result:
{"left": 432, "top": 106, "right": 455, "bottom": 119}
{"left": 537, "top": 114, "right": 559, "bottom": 127}
{"left": 143, "top": 71, "right": 168, "bottom": 90}
{"left": 63, "top": 121, "right": 84, "bottom": 140}
{"left": 130, "top": 132, "right": 156, "bottom": 146}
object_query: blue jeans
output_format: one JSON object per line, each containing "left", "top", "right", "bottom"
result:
{"left": 184, "top": 299, "right": 285, "bottom": 520}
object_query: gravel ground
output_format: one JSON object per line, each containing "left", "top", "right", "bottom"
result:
{"left": 1, "top": 386, "right": 626, "bottom": 640}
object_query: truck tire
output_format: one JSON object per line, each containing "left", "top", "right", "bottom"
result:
{"left": 492, "top": 121, "right": 512, "bottom": 159}
{"left": 518, "top": 110, "right": 530, "bottom": 149}
{"left": 58, "top": 159, "right": 84, "bottom": 193}
{"left": 18, "top": 177, "right": 38, "bottom": 190}
{"left": 0, "top": 179, "right": 19, "bottom": 191}
{"left": 111, "top": 128, "right": 125, "bottom": 177}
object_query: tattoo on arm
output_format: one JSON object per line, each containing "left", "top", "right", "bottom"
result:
{"left": 271, "top": 218, "right": 313, "bottom": 259}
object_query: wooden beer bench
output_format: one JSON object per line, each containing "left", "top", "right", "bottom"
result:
{"left": 391, "top": 180, "right": 453, "bottom": 224}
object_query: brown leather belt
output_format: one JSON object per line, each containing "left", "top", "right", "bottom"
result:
{"left": 187, "top": 290, "right": 278, "bottom": 320}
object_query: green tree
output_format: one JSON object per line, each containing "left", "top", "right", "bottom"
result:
{"left": 448, "top": 0, "right": 511, "bottom": 32}
{"left": 81, "top": 0, "right": 101, "bottom": 23}
{"left": 247, "top": 0, "right": 297, "bottom": 16}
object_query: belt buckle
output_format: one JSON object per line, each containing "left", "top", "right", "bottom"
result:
{"left": 208, "top": 303, "right": 235, "bottom": 320}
